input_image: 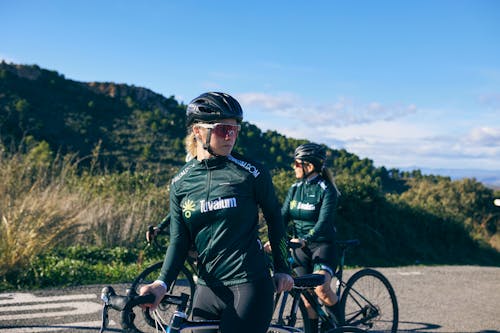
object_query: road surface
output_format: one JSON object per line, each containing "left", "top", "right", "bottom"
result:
{"left": 0, "top": 265, "right": 499, "bottom": 332}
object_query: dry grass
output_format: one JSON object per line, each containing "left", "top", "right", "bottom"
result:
{"left": 0, "top": 185, "right": 83, "bottom": 276}
{"left": 0, "top": 147, "right": 83, "bottom": 277}
{"left": 0, "top": 143, "right": 169, "bottom": 279}
{"left": 77, "top": 188, "right": 168, "bottom": 247}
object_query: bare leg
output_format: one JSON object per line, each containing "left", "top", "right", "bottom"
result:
{"left": 314, "top": 269, "right": 338, "bottom": 306}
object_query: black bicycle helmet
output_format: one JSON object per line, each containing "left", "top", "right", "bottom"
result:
{"left": 294, "top": 143, "right": 326, "bottom": 170}
{"left": 186, "top": 92, "right": 243, "bottom": 126}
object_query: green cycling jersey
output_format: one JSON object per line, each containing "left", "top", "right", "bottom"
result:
{"left": 159, "top": 152, "right": 291, "bottom": 287}
{"left": 282, "top": 175, "right": 338, "bottom": 244}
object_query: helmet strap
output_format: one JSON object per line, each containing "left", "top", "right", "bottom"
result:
{"left": 300, "top": 161, "right": 315, "bottom": 180}
{"left": 202, "top": 129, "right": 221, "bottom": 157}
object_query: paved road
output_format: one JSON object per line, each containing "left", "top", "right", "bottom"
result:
{"left": 0, "top": 266, "right": 499, "bottom": 332}
{"left": 381, "top": 265, "right": 500, "bottom": 333}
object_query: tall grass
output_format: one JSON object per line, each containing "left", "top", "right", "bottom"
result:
{"left": 0, "top": 141, "right": 170, "bottom": 286}
{"left": 0, "top": 143, "right": 82, "bottom": 278}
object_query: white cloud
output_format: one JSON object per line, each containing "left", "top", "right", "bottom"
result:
{"left": 239, "top": 92, "right": 500, "bottom": 171}
{"left": 238, "top": 92, "right": 298, "bottom": 110}
{"left": 238, "top": 92, "right": 418, "bottom": 127}
{"left": 465, "top": 127, "right": 500, "bottom": 147}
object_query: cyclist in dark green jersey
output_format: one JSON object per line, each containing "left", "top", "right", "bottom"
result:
{"left": 283, "top": 143, "right": 342, "bottom": 332}
{"left": 139, "top": 92, "right": 293, "bottom": 333}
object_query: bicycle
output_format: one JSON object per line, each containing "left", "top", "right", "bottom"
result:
{"left": 123, "top": 225, "right": 198, "bottom": 332}
{"left": 99, "top": 274, "right": 366, "bottom": 333}
{"left": 271, "top": 239, "right": 398, "bottom": 333}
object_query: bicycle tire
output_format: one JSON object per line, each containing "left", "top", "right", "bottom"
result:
{"left": 126, "top": 261, "right": 196, "bottom": 333}
{"left": 339, "top": 268, "right": 398, "bottom": 333}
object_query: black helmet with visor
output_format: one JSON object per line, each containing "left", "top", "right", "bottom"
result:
{"left": 294, "top": 143, "right": 326, "bottom": 171}
{"left": 186, "top": 92, "right": 243, "bottom": 126}
{"left": 186, "top": 92, "right": 243, "bottom": 156}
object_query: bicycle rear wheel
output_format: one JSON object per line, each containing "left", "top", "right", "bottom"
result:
{"left": 127, "top": 261, "right": 196, "bottom": 332}
{"left": 339, "top": 268, "right": 398, "bottom": 333}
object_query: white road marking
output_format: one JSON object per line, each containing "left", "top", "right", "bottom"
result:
{"left": 0, "top": 292, "right": 102, "bottom": 329}
{"left": 0, "top": 320, "right": 116, "bottom": 333}
{"left": 0, "top": 301, "right": 101, "bottom": 320}
{"left": 0, "top": 293, "right": 97, "bottom": 305}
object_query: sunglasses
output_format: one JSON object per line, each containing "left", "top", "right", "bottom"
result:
{"left": 293, "top": 160, "right": 309, "bottom": 168}
{"left": 196, "top": 123, "right": 241, "bottom": 138}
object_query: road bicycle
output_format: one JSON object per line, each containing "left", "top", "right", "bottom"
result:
{"left": 123, "top": 225, "right": 198, "bottom": 332}
{"left": 124, "top": 223, "right": 396, "bottom": 332}
{"left": 99, "top": 274, "right": 366, "bottom": 333}
{"left": 271, "top": 240, "right": 398, "bottom": 333}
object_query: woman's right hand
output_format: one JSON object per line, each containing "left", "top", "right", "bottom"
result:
{"left": 139, "top": 281, "right": 167, "bottom": 310}
{"left": 273, "top": 273, "right": 294, "bottom": 293}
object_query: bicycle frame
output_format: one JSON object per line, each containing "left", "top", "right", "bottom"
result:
{"left": 100, "top": 275, "right": 325, "bottom": 333}
{"left": 275, "top": 239, "right": 361, "bottom": 330}
{"left": 167, "top": 310, "right": 303, "bottom": 333}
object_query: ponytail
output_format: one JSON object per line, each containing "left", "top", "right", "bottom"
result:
{"left": 321, "top": 167, "right": 341, "bottom": 197}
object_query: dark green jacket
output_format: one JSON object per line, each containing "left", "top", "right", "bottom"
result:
{"left": 159, "top": 153, "right": 290, "bottom": 287}
{"left": 282, "top": 175, "right": 338, "bottom": 244}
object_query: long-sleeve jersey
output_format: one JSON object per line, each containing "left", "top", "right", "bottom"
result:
{"left": 281, "top": 175, "right": 338, "bottom": 244}
{"left": 159, "top": 153, "right": 291, "bottom": 287}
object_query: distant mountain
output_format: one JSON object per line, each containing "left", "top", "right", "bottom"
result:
{"left": 0, "top": 61, "right": 188, "bottom": 171}
{"left": 1, "top": 61, "right": 497, "bottom": 192}
{"left": 0, "top": 61, "right": 306, "bottom": 173}
{"left": 411, "top": 168, "right": 500, "bottom": 189}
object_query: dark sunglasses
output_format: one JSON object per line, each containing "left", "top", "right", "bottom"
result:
{"left": 196, "top": 123, "right": 241, "bottom": 138}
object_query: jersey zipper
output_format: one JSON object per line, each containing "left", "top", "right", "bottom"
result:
{"left": 204, "top": 159, "right": 215, "bottom": 260}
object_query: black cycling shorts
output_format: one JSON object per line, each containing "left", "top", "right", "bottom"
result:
{"left": 292, "top": 242, "right": 336, "bottom": 277}
{"left": 191, "top": 276, "right": 274, "bottom": 333}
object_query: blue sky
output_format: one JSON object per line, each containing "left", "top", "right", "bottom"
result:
{"left": 1, "top": 1, "right": 499, "bottom": 175}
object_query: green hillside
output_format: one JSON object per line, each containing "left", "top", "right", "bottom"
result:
{"left": 1, "top": 62, "right": 499, "bottom": 290}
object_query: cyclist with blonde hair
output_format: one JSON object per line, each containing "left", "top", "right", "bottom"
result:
{"left": 140, "top": 92, "right": 293, "bottom": 333}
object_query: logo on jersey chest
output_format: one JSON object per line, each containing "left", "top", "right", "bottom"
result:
{"left": 182, "top": 197, "right": 238, "bottom": 218}
{"left": 200, "top": 197, "right": 237, "bottom": 213}
{"left": 291, "top": 201, "right": 316, "bottom": 211}
{"left": 182, "top": 199, "right": 196, "bottom": 218}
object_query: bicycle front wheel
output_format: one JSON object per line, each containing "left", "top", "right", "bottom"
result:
{"left": 127, "top": 261, "right": 196, "bottom": 333}
{"left": 340, "top": 268, "right": 398, "bottom": 333}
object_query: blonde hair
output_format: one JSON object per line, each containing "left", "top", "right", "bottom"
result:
{"left": 185, "top": 130, "right": 197, "bottom": 159}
